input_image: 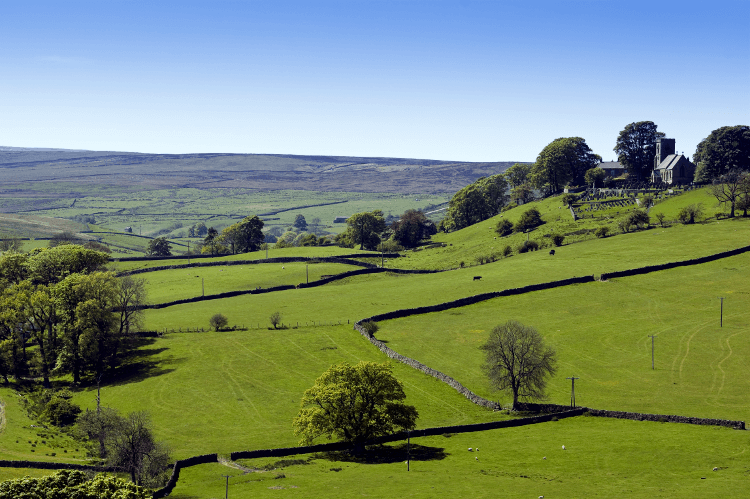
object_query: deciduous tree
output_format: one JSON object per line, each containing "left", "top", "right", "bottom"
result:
{"left": 293, "top": 361, "right": 418, "bottom": 450}
{"left": 146, "top": 237, "right": 172, "bottom": 257}
{"left": 504, "top": 163, "right": 532, "bottom": 188}
{"left": 480, "top": 320, "right": 557, "bottom": 410}
{"left": 443, "top": 174, "right": 509, "bottom": 230}
{"left": 613, "top": 121, "right": 665, "bottom": 181}
{"left": 531, "top": 137, "right": 600, "bottom": 194}
{"left": 343, "top": 211, "right": 387, "bottom": 250}
{"left": 710, "top": 169, "right": 746, "bottom": 218}
{"left": 391, "top": 210, "right": 436, "bottom": 248}
{"left": 694, "top": 125, "right": 750, "bottom": 182}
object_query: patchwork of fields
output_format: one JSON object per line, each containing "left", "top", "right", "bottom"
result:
{"left": 0, "top": 185, "right": 748, "bottom": 498}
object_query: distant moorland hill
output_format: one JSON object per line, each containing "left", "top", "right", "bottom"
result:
{"left": 0, "top": 146, "right": 516, "bottom": 194}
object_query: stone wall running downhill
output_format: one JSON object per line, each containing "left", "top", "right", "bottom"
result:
{"left": 152, "top": 454, "right": 218, "bottom": 499}
{"left": 586, "top": 409, "right": 745, "bottom": 430}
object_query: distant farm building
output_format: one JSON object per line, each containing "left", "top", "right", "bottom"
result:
{"left": 597, "top": 161, "right": 626, "bottom": 178}
{"left": 651, "top": 138, "right": 695, "bottom": 185}
{"left": 333, "top": 216, "right": 349, "bottom": 223}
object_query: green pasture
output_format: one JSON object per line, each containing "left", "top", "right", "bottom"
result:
{"left": 389, "top": 187, "right": 746, "bottom": 270}
{"left": 376, "top": 251, "right": 750, "bottom": 421}
{"left": 143, "top": 261, "right": 359, "bottom": 305}
{"left": 0, "top": 387, "right": 88, "bottom": 463}
{"left": 109, "top": 246, "right": 373, "bottom": 273}
{"left": 170, "top": 417, "right": 749, "bottom": 499}
{"left": 139, "top": 215, "right": 750, "bottom": 331}
{"left": 66, "top": 326, "right": 502, "bottom": 460}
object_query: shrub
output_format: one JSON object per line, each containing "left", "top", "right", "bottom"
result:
{"left": 551, "top": 234, "right": 565, "bottom": 247}
{"left": 655, "top": 212, "right": 667, "bottom": 227}
{"left": 209, "top": 313, "right": 228, "bottom": 331}
{"left": 677, "top": 203, "right": 704, "bottom": 224}
{"left": 501, "top": 203, "right": 517, "bottom": 213}
{"left": 514, "top": 208, "right": 544, "bottom": 233}
{"left": 627, "top": 209, "right": 650, "bottom": 230}
{"left": 495, "top": 219, "right": 513, "bottom": 236}
{"left": 516, "top": 240, "right": 539, "bottom": 253}
{"left": 594, "top": 226, "right": 610, "bottom": 238}
{"left": 561, "top": 193, "right": 578, "bottom": 206}
{"left": 503, "top": 245, "right": 513, "bottom": 257}
{"left": 377, "top": 239, "right": 404, "bottom": 252}
{"left": 43, "top": 397, "right": 81, "bottom": 426}
{"left": 270, "top": 311, "right": 282, "bottom": 329}
{"left": 360, "top": 321, "right": 379, "bottom": 337}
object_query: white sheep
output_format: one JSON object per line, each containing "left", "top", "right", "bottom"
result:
{"left": 468, "top": 448, "right": 473, "bottom": 452}
{"left": 562, "top": 445, "right": 566, "bottom": 450}
{"left": 713, "top": 467, "right": 718, "bottom": 471}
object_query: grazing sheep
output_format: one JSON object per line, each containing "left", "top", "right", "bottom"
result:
{"left": 713, "top": 467, "right": 718, "bottom": 471}
{"left": 549, "top": 249, "right": 555, "bottom": 255}
{"left": 475, "top": 456, "right": 478, "bottom": 461}
{"left": 468, "top": 448, "right": 473, "bottom": 452}
{"left": 543, "top": 457, "right": 546, "bottom": 460}
{"left": 562, "top": 445, "right": 566, "bottom": 450}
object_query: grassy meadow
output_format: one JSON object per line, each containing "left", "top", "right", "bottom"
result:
{"left": 0, "top": 186, "right": 748, "bottom": 496}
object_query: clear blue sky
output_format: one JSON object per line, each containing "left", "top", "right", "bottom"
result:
{"left": 1, "top": 0, "right": 748, "bottom": 162}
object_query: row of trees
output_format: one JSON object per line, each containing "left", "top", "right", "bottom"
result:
{"left": 0, "top": 245, "right": 146, "bottom": 386}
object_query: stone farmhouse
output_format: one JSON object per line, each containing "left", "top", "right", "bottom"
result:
{"left": 597, "top": 160, "right": 627, "bottom": 178}
{"left": 650, "top": 138, "right": 695, "bottom": 185}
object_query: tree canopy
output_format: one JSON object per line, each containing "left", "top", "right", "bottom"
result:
{"left": 531, "top": 137, "right": 600, "bottom": 194}
{"left": 694, "top": 125, "right": 750, "bottom": 182}
{"left": 146, "top": 237, "right": 172, "bottom": 257}
{"left": 613, "top": 121, "right": 665, "bottom": 181}
{"left": 504, "top": 163, "right": 532, "bottom": 187}
{"left": 219, "top": 215, "right": 265, "bottom": 253}
{"left": 0, "top": 470, "right": 150, "bottom": 499}
{"left": 293, "top": 214, "right": 308, "bottom": 231}
{"left": 481, "top": 320, "right": 557, "bottom": 410}
{"left": 341, "top": 210, "right": 387, "bottom": 250}
{"left": 293, "top": 361, "right": 418, "bottom": 449}
{"left": 441, "top": 174, "right": 509, "bottom": 231}
{"left": 390, "top": 210, "right": 436, "bottom": 248}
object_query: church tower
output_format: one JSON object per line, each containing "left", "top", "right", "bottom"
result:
{"left": 654, "top": 138, "right": 676, "bottom": 168}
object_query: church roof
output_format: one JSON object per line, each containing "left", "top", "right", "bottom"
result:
{"left": 655, "top": 154, "right": 689, "bottom": 171}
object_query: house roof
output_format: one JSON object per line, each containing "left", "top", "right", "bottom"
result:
{"left": 598, "top": 161, "right": 625, "bottom": 170}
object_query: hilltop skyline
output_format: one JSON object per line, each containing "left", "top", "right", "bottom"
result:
{"left": 1, "top": 0, "right": 748, "bottom": 162}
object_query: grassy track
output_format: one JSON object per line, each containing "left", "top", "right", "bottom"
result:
{"left": 169, "top": 417, "right": 749, "bottom": 498}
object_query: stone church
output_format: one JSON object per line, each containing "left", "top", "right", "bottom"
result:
{"left": 651, "top": 138, "right": 695, "bottom": 185}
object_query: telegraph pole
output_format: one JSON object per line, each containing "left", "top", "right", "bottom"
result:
{"left": 202, "top": 278, "right": 205, "bottom": 297}
{"left": 407, "top": 430, "right": 411, "bottom": 471}
{"left": 187, "top": 241, "right": 190, "bottom": 264}
{"left": 222, "top": 475, "right": 230, "bottom": 499}
{"left": 566, "top": 377, "right": 579, "bottom": 407}
{"left": 306, "top": 263, "right": 309, "bottom": 284}
{"left": 719, "top": 297, "right": 724, "bottom": 327}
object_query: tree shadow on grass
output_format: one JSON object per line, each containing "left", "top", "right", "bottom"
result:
{"left": 319, "top": 443, "right": 447, "bottom": 465}
{"left": 91, "top": 338, "right": 184, "bottom": 388}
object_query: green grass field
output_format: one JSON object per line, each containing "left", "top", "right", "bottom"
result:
{"left": 0, "top": 186, "right": 748, "bottom": 496}
{"left": 169, "top": 417, "right": 749, "bottom": 499}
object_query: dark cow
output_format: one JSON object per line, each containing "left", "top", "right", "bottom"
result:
{"left": 473, "top": 276, "right": 482, "bottom": 281}
{"left": 549, "top": 250, "right": 556, "bottom": 255}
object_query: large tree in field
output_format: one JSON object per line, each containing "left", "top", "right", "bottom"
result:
{"left": 614, "top": 121, "right": 665, "bottom": 181}
{"left": 710, "top": 169, "right": 746, "bottom": 218}
{"left": 391, "top": 210, "right": 436, "bottom": 248}
{"left": 531, "top": 137, "right": 600, "bottom": 194}
{"left": 343, "top": 210, "right": 387, "bottom": 250}
{"left": 694, "top": 125, "right": 750, "bottom": 182}
{"left": 220, "top": 215, "right": 265, "bottom": 253}
{"left": 481, "top": 320, "right": 557, "bottom": 410}
{"left": 146, "top": 237, "right": 172, "bottom": 257}
{"left": 293, "top": 361, "right": 418, "bottom": 451}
